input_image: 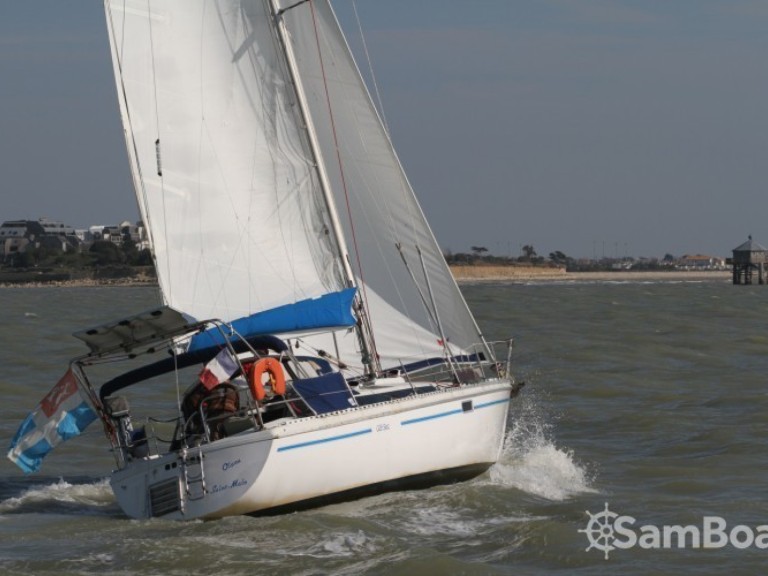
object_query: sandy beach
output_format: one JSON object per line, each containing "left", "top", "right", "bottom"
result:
{"left": 557, "top": 270, "right": 731, "bottom": 282}
{"left": 0, "top": 266, "right": 734, "bottom": 288}
{"left": 449, "top": 265, "right": 731, "bottom": 283}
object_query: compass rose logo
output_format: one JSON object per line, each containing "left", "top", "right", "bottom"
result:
{"left": 578, "top": 502, "right": 619, "bottom": 559}
{"left": 579, "top": 502, "right": 768, "bottom": 556}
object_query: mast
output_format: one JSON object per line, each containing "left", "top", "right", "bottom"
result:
{"left": 269, "top": 0, "right": 380, "bottom": 377}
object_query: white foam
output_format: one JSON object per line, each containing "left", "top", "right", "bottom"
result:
{"left": 403, "top": 506, "right": 481, "bottom": 537}
{"left": 296, "top": 530, "right": 378, "bottom": 558}
{"left": 487, "top": 397, "right": 596, "bottom": 500}
{"left": 490, "top": 442, "right": 595, "bottom": 501}
{"left": 400, "top": 503, "right": 532, "bottom": 539}
{"left": 0, "top": 478, "right": 114, "bottom": 514}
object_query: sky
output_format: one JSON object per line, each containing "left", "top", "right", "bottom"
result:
{"left": 1, "top": 1, "right": 767, "bottom": 260}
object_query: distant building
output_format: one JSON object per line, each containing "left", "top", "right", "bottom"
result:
{"left": 0, "top": 217, "right": 148, "bottom": 263}
{"left": 39, "top": 234, "right": 79, "bottom": 254}
{"left": 119, "top": 220, "right": 147, "bottom": 247}
{"left": 0, "top": 220, "right": 44, "bottom": 240}
{"left": 0, "top": 218, "right": 81, "bottom": 262}
{"left": 679, "top": 254, "right": 725, "bottom": 269}
{"left": 37, "top": 217, "right": 76, "bottom": 237}
{"left": 0, "top": 221, "right": 32, "bottom": 260}
{"left": 84, "top": 221, "right": 148, "bottom": 249}
{"left": 731, "top": 236, "right": 767, "bottom": 285}
{"left": 102, "top": 226, "right": 123, "bottom": 244}
{"left": 1, "top": 219, "right": 51, "bottom": 261}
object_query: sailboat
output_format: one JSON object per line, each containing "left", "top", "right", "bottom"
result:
{"left": 7, "top": 0, "right": 520, "bottom": 520}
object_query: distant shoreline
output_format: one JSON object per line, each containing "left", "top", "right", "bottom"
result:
{"left": 0, "top": 277, "right": 158, "bottom": 289}
{"left": 0, "top": 266, "right": 733, "bottom": 288}
{"left": 465, "top": 270, "right": 732, "bottom": 283}
{"left": 449, "top": 265, "right": 731, "bottom": 283}
{"left": 451, "top": 266, "right": 732, "bottom": 283}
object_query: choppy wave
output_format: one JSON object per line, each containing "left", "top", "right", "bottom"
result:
{"left": 297, "top": 529, "right": 380, "bottom": 559}
{"left": 8, "top": 282, "right": 765, "bottom": 575}
{"left": 0, "top": 477, "right": 117, "bottom": 516}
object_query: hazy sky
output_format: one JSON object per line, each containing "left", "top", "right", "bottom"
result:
{"left": 1, "top": 1, "right": 767, "bottom": 259}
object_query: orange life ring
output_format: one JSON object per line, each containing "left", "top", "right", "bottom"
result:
{"left": 248, "top": 357, "right": 286, "bottom": 401}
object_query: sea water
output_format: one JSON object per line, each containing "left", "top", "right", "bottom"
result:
{"left": 1, "top": 279, "right": 767, "bottom": 574}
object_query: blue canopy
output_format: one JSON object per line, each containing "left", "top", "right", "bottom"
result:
{"left": 188, "top": 288, "right": 357, "bottom": 352}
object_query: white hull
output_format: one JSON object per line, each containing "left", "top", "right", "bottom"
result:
{"left": 111, "top": 380, "right": 512, "bottom": 520}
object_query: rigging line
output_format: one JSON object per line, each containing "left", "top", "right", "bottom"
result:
{"left": 308, "top": 0, "right": 380, "bottom": 362}
{"left": 416, "top": 244, "right": 460, "bottom": 382}
{"left": 189, "top": 1, "right": 207, "bottom": 315}
{"left": 352, "top": 0, "right": 389, "bottom": 134}
{"left": 106, "top": 1, "right": 162, "bottom": 308}
{"left": 276, "top": 0, "right": 311, "bottom": 17}
{"left": 308, "top": 2, "right": 363, "bottom": 280}
{"left": 119, "top": 0, "right": 126, "bottom": 64}
{"left": 173, "top": 347, "right": 182, "bottom": 419}
{"left": 146, "top": 0, "right": 172, "bottom": 303}
{"left": 395, "top": 242, "right": 440, "bottom": 333}
{"left": 294, "top": 337, "right": 359, "bottom": 374}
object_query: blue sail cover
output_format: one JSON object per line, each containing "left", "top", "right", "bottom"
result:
{"left": 188, "top": 288, "right": 357, "bottom": 352}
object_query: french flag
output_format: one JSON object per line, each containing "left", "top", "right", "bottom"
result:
{"left": 198, "top": 349, "right": 239, "bottom": 390}
{"left": 7, "top": 368, "right": 97, "bottom": 474}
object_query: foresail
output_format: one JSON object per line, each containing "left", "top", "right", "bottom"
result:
{"left": 280, "top": 1, "right": 487, "bottom": 368}
{"left": 104, "top": 0, "right": 348, "bottom": 323}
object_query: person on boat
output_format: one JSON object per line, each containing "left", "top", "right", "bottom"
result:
{"left": 180, "top": 380, "right": 239, "bottom": 442}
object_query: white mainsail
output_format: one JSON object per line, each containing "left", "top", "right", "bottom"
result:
{"left": 104, "top": 0, "right": 347, "bottom": 322}
{"left": 105, "top": 0, "right": 489, "bottom": 371}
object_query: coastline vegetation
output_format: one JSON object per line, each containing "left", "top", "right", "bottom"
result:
{"left": 0, "top": 238, "right": 156, "bottom": 285}
{"left": 444, "top": 244, "right": 677, "bottom": 272}
{"left": 1, "top": 240, "right": 724, "bottom": 287}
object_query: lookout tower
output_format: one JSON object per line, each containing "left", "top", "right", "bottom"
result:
{"left": 732, "top": 236, "right": 767, "bottom": 284}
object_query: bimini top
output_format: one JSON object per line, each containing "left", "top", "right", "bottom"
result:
{"left": 73, "top": 306, "right": 200, "bottom": 356}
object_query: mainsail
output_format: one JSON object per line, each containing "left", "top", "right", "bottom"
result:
{"left": 104, "top": 0, "right": 488, "bottom": 372}
{"left": 104, "top": 0, "right": 347, "bottom": 322}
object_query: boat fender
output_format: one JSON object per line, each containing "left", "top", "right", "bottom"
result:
{"left": 248, "top": 358, "right": 286, "bottom": 401}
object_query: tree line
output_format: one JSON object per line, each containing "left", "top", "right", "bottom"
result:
{"left": 445, "top": 245, "right": 672, "bottom": 271}
{"left": 4, "top": 236, "right": 152, "bottom": 270}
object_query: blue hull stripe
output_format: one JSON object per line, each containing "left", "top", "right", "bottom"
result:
{"left": 277, "top": 428, "right": 372, "bottom": 452}
{"left": 401, "top": 409, "right": 463, "bottom": 426}
{"left": 401, "top": 397, "right": 510, "bottom": 426}
{"left": 475, "top": 398, "right": 511, "bottom": 410}
{"left": 278, "top": 399, "right": 511, "bottom": 449}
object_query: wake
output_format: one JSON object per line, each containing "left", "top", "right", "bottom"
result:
{"left": 0, "top": 477, "right": 116, "bottom": 516}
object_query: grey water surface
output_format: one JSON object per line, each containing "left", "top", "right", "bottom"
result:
{"left": 1, "top": 279, "right": 766, "bottom": 575}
